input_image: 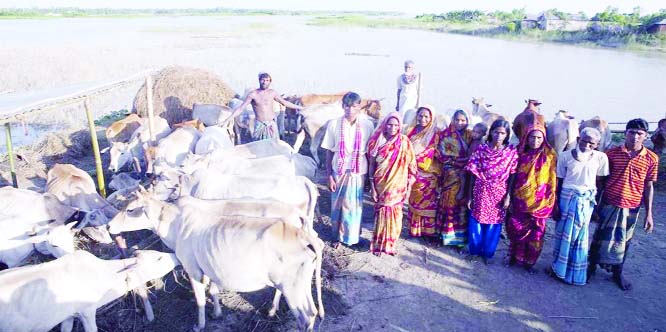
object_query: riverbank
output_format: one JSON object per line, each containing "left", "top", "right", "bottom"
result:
{"left": 308, "top": 15, "right": 666, "bottom": 53}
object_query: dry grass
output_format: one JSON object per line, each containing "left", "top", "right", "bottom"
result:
{"left": 132, "top": 66, "right": 237, "bottom": 127}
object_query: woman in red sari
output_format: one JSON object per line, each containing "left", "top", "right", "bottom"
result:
{"left": 507, "top": 124, "right": 557, "bottom": 273}
{"left": 368, "top": 112, "right": 417, "bottom": 256}
{"left": 405, "top": 105, "right": 442, "bottom": 242}
{"left": 437, "top": 110, "right": 472, "bottom": 249}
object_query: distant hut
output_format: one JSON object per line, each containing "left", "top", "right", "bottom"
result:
{"left": 538, "top": 12, "right": 589, "bottom": 31}
{"left": 132, "top": 66, "right": 236, "bottom": 127}
{"left": 520, "top": 14, "right": 539, "bottom": 30}
{"left": 647, "top": 19, "right": 666, "bottom": 34}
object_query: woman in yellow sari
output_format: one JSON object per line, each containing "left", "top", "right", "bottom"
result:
{"left": 507, "top": 124, "right": 557, "bottom": 273}
{"left": 437, "top": 109, "right": 472, "bottom": 249}
{"left": 368, "top": 112, "right": 417, "bottom": 256}
{"left": 405, "top": 105, "right": 442, "bottom": 242}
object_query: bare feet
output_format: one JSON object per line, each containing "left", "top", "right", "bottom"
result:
{"left": 332, "top": 242, "right": 341, "bottom": 249}
{"left": 613, "top": 273, "right": 633, "bottom": 291}
{"left": 372, "top": 252, "right": 381, "bottom": 257}
{"left": 504, "top": 256, "right": 516, "bottom": 268}
{"left": 524, "top": 266, "right": 537, "bottom": 275}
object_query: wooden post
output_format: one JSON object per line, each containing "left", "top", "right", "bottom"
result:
{"left": 145, "top": 76, "right": 156, "bottom": 145}
{"left": 84, "top": 99, "right": 106, "bottom": 198}
{"left": 4, "top": 123, "right": 18, "bottom": 188}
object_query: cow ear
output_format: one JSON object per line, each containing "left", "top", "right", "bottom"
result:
{"left": 100, "top": 147, "right": 110, "bottom": 154}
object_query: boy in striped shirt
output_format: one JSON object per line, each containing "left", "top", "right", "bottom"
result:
{"left": 588, "top": 118, "right": 658, "bottom": 290}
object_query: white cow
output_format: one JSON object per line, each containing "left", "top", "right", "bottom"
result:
{"left": 109, "top": 194, "right": 315, "bottom": 317}
{"left": 194, "top": 126, "right": 234, "bottom": 155}
{"left": 107, "top": 190, "right": 324, "bottom": 332}
{"left": 104, "top": 117, "right": 171, "bottom": 173}
{"left": 547, "top": 110, "right": 579, "bottom": 154}
{"left": 145, "top": 126, "right": 201, "bottom": 172}
{"left": 46, "top": 164, "right": 117, "bottom": 244}
{"left": 0, "top": 221, "right": 76, "bottom": 269}
{"left": 0, "top": 250, "right": 180, "bottom": 332}
{"left": 0, "top": 186, "right": 77, "bottom": 224}
{"left": 179, "top": 169, "right": 318, "bottom": 223}
{"left": 181, "top": 153, "right": 316, "bottom": 180}
{"left": 179, "top": 139, "right": 297, "bottom": 174}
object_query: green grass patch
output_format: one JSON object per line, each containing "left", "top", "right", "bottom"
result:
{"left": 94, "top": 109, "right": 130, "bottom": 126}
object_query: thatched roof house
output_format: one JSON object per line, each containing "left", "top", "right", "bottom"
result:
{"left": 538, "top": 12, "right": 589, "bottom": 31}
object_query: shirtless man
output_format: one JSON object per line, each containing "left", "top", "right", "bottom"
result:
{"left": 224, "top": 72, "right": 303, "bottom": 141}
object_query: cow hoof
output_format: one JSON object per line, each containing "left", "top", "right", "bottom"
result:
{"left": 268, "top": 308, "right": 277, "bottom": 317}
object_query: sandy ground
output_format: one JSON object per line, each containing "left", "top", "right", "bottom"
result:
{"left": 1, "top": 16, "right": 665, "bottom": 332}
{"left": 1, "top": 126, "right": 664, "bottom": 332}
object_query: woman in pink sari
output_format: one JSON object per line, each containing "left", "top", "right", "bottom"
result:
{"left": 368, "top": 112, "right": 417, "bottom": 256}
{"left": 465, "top": 119, "right": 518, "bottom": 264}
{"left": 405, "top": 105, "right": 442, "bottom": 242}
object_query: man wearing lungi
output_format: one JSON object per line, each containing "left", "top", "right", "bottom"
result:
{"left": 322, "top": 92, "right": 375, "bottom": 249}
{"left": 588, "top": 118, "right": 658, "bottom": 290}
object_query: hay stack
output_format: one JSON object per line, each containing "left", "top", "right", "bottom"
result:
{"left": 133, "top": 66, "right": 236, "bottom": 127}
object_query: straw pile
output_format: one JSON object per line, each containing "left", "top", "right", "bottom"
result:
{"left": 132, "top": 66, "right": 236, "bottom": 127}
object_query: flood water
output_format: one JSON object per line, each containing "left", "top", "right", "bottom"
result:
{"left": 1, "top": 15, "right": 665, "bottom": 152}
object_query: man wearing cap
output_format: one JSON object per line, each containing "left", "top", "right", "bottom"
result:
{"left": 512, "top": 99, "right": 546, "bottom": 141}
{"left": 224, "top": 72, "right": 303, "bottom": 141}
{"left": 588, "top": 118, "right": 658, "bottom": 290}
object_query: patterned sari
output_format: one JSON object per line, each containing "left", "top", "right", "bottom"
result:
{"left": 507, "top": 126, "right": 557, "bottom": 267}
{"left": 405, "top": 106, "right": 442, "bottom": 238}
{"left": 368, "top": 112, "right": 416, "bottom": 255}
{"left": 437, "top": 120, "right": 472, "bottom": 246}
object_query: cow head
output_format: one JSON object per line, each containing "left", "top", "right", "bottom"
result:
{"left": 108, "top": 186, "right": 159, "bottom": 234}
{"left": 471, "top": 97, "right": 491, "bottom": 115}
{"left": 361, "top": 99, "right": 382, "bottom": 120}
{"left": 125, "top": 250, "right": 181, "bottom": 288}
{"left": 106, "top": 141, "right": 132, "bottom": 172}
{"left": 30, "top": 222, "right": 77, "bottom": 258}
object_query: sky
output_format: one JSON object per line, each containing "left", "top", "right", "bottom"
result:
{"left": 1, "top": 0, "right": 665, "bottom": 15}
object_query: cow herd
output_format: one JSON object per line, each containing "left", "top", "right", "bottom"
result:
{"left": 0, "top": 92, "right": 620, "bottom": 332}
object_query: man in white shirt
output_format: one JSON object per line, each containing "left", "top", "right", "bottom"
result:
{"left": 549, "top": 127, "right": 609, "bottom": 285}
{"left": 395, "top": 60, "right": 420, "bottom": 117}
{"left": 322, "top": 92, "right": 375, "bottom": 249}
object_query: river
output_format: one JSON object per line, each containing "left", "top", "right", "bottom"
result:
{"left": 1, "top": 15, "right": 665, "bottom": 151}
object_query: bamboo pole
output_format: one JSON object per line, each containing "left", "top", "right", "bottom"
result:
{"left": 84, "top": 99, "right": 106, "bottom": 198}
{"left": 145, "top": 76, "right": 156, "bottom": 145}
{"left": 4, "top": 123, "right": 18, "bottom": 188}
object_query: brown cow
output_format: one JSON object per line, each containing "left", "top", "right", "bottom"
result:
{"left": 579, "top": 116, "right": 613, "bottom": 151}
{"left": 651, "top": 119, "right": 666, "bottom": 154}
{"left": 105, "top": 114, "right": 142, "bottom": 143}
{"left": 173, "top": 119, "right": 206, "bottom": 132}
{"left": 512, "top": 99, "right": 546, "bottom": 141}
{"left": 293, "top": 93, "right": 382, "bottom": 120}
